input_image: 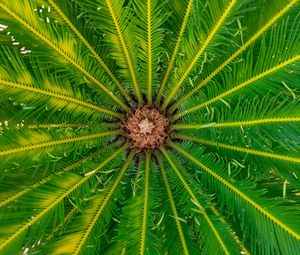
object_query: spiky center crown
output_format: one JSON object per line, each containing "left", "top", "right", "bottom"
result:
{"left": 123, "top": 106, "right": 169, "bottom": 150}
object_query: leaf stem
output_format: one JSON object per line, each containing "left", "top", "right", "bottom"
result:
{"left": 0, "top": 130, "right": 121, "bottom": 157}
{"left": 172, "top": 116, "right": 300, "bottom": 130}
{"left": 140, "top": 152, "right": 151, "bottom": 255}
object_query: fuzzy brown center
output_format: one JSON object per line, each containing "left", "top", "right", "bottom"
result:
{"left": 138, "top": 118, "right": 155, "bottom": 134}
{"left": 123, "top": 107, "right": 169, "bottom": 150}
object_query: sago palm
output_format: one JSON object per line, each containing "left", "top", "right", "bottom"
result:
{"left": 0, "top": 0, "right": 299, "bottom": 254}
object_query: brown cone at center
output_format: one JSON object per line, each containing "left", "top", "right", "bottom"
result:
{"left": 123, "top": 106, "right": 169, "bottom": 150}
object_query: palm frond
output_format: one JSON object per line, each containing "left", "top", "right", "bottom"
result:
{"left": 173, "top": 94, "right": 300, "bottom": 130}
{"left": 46, "top": 0, "right": 134, "bottom": 105}
{"left": 0, "top": 172, "right": 82, "bottom": 254}
{"left": 0, "top": 142, "right": 120, "bottom": 209}
{"left": 174, "top": 117, "right": 300, "bottom": 129}
{"left": 0, "top": 79, "right": 121, "bottom": 118}
{"left": 140, "top": 153, "right": 151, "bottom": 254}
{"left": 174, "top": 134, "right": 300, "bottom": 189}
{"left": 0, "top": 47, "right": 121, "bottom": 120}
{"left": 107, "top": 153, "right": 160, "bottom": 254}
{"left": 0, "top": 144, "right": 127, "bottom": 254}
{"left": 162, "top": 0, "right": 238, "bottom": 110}
{"left": 132, "top": 0, "right": 168, "bottom": 104}
{"left": 175, "top": 134, "right": 300, "bottom": 164}
{"left": 78, "top": 0, "right": 143, "bottom": 103}
{"left": 157, "top": 156, "right": 192, "bottom": 255}
{"left": 172, "top": 95, "right": 300, "bottom": 160}
{"left": 0, "top": 0, "right": 129, "bottom": 110}
{"left": 0, "top": 129, "right": 118, "bottom": 157}
{"left": 161, "top": 147, "right": 242, "bottom": 255}
{"left": 170, "top": 141, "right": 300, "bottom": 254}
{"left": 155, "top": 0, "right": 194, "bottom": 104}
{"left": 31, "top": 151, "right": 134, "bottom": 254}
{"left": 71, "top": 152, "right": 134, "bottom": 255}
{"left": 170, "top": 0, "right": 299, "bottom": 112}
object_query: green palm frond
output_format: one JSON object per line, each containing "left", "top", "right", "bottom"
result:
{"left": 174, "top": 133, "right": 300, "bottom": 190}
{"left": 170, "top": 142, "right": 300, "bottom": 254}
{"left": 161, "top": 0, "right": 239, "bottom": 110}
{"left": 0, "top": 143, "right": 119, "bottom": 209}
{"left": 0, "top": 0, "right": 128, "bottom": 110}
{"left": 158, "top": 157, "right": 190, "bottom": 255}
{"left": 170, "top": 0, "right": 299, "bottom": 113}
{"left": 161, "top": 148, "right": 242, "bottom": 255}
{"left": 173, "top": 95, "right": 300, "bottom": 130}
{"left": 156, "top": 0, "right": 194, "bottom": 104}
{"left": 0, "top": 47, "right": 121, "bottom": 121}
{"left": 46, "top": 0, "right": 135, "bottom": 105}
{"left": 110, "top": 153, "right": 160, "bottom": 254}
{"left": 132, "top": 0, "right": 168, "bottom": 104}
{"left": 0, "top": 0, "right": 300, "bottom": 254}
{"left": 77, "top": 0, "right": 143, "bottom": 103}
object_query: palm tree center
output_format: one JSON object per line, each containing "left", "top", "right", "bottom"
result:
{"left": 123, "top": 106, "right": 169, "bottom": 150}
{"left": 138, "top": 118, "right": 155, "bottom": 134}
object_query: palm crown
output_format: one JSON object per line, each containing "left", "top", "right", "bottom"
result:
{"left": 0, "top": 0, "right": 300, "bottom": 254}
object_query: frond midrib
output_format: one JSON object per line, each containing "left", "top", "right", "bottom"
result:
{"left": 173, "top": 117, "right": 300, "bottom": 129}
{"left": 147, "top": 0, "right": 153, "bottom": 104}
{"left": 139, "top": 153, "right": 150, "bottom": 255}
{"left": 0, "top": 130, "right": 120, "bottom": 157}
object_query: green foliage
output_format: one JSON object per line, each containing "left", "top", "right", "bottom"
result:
{"left": 0, "top": 0, "right": 299, "bottom": 254}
